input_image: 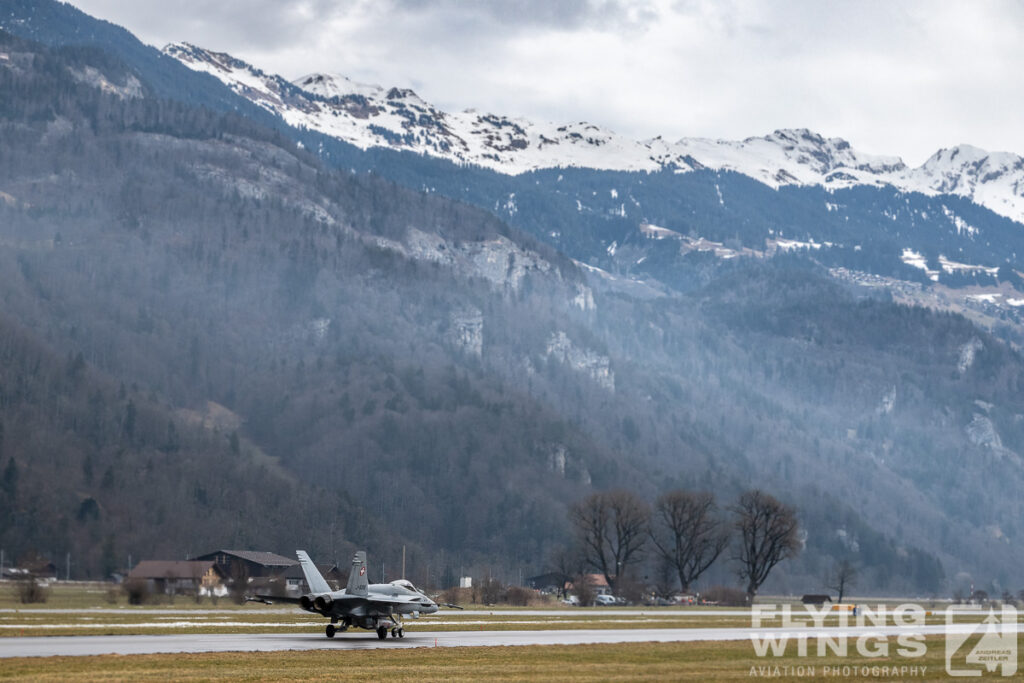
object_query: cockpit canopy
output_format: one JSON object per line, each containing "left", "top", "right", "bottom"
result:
{"left": 389, "top": 579, "right": 419, "bottom": 593}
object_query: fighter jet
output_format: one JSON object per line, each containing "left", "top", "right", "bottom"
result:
{"left": 256, "top": 550, "right": 438, "bottom": 639}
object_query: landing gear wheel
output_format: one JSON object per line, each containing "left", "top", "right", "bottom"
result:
{"left": 398, "top": 628, "right": 405, "bottom": 638}
{"left": 390, "top": 627, "right": 397, "bottom": 638}
{"left": 325, "top": 624, "right": 336, "bottom": 639}
{"left": 376, "top": 626, "right": 387, "bottom": 640}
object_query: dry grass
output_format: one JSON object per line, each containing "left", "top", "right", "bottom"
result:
{"left": 0, "top": 582, "right": 248, "bottom": 611}
{"left": 3, "top": 635, "right": 1018, "bottom": 682}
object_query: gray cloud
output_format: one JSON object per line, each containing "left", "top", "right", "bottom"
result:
{"left": 68, "top": 0, "right": 1024, "bottom": 163}
{"left": 75, "top": 0, "right": 354, "bottom": 50}
{"left": 390, "top": 0, "right": 657, "bottom": 31}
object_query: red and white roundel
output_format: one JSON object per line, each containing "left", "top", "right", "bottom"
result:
{"left": 359, "top": 566, "right": 366, "bottom": 576}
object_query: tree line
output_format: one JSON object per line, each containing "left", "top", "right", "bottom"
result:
{"left": 564, "top": 489, "right": 801, "bottom": 603}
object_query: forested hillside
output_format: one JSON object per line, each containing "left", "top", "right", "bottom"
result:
{"left": 1, "top": 26, "right": 1022, "bottom": 595}
{"left": 0, "top": 29, "right": 627, "bottom": 575}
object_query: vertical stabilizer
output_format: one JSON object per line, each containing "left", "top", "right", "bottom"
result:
{"left": 296, "top": 550, "right": 332, "bottom": 595}
{"left": 346, "top": 550, "right": 369, "bottom": 596}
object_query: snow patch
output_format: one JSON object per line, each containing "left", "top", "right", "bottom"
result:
{"left": 939, "top": 256, "right": 998, "bottom": 277}
{"left": 942, "top": 206, "right": 978, "bottom": 236}
{"left": 772, "top": 238, "right": 822, "bottom": 251}
{"left": 901, "top": 248, "right": 940, "bottom": 281}
{"left": 68, "top": 65, "right": 143, "bottom": 99}
{"left": 639, "top": 223, "right": 681, "bottom": 240}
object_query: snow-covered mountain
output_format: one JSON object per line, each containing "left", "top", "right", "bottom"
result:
{"left": 906, "top": 146, "right": 1024, "bottom": 225}
{"left": 165, "top": 42, "right": 1024, "bottom": 225}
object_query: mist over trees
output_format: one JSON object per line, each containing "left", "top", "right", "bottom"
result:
{"left": 0, "top": 28, "right": 1020, "bottom": 596}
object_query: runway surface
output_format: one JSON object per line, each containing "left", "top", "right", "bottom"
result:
{"left": 1, "top": 622, "right": 1013, "bottom": 658}
{"left": 0, "top": 607, "right": 999, "bottom": 617}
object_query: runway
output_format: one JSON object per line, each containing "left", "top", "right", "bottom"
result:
{"left": 1, "top": 622, "right": 1012, "bottom": 658}
{"left": 0, "top": 607, "right": 999, "bottom": 617}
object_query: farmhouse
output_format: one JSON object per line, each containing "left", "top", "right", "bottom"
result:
{"left": 126, "top": 560, "right": 226, "bottom": 595}
{"left": 190, "top": 549, "right": 297, "bottom": 579}
{"left": 271, "top": 562, "right": 344, "bottom": 594}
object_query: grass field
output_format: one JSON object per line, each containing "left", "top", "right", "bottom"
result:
{"left": 2, "top": 635, "right": 1020, "bottom": 681}
{"left": 2, "top": 584, "right": 1020, "bottom": 680}
{"left": 0, "top": 583, "right": 252, "bottom": 611}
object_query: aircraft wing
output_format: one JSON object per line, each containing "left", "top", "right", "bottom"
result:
{"left": 253, "top": 594, "right": 305, "bottom": 605}
{"left": 365, "top": 594, "right": 435, "bottom": 610}
{"left": 326, "top": 593, "right": 371, "bottom": 605}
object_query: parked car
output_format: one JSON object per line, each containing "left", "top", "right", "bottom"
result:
{"left": 595, "top": 594, "right": 617, "bottom": 606}
{"left": 561, "top": 595, "right": 580, "bottom": 606}
{"left": 644, "top": 597, "right": 674, "bottom": 606}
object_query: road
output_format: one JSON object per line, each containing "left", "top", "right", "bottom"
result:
{"left": 1, "top": 622, "right": 1013, "bottom": 658}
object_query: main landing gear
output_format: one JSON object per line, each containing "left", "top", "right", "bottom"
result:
{"left": 325, "top": 619, "right": 348, "bottom": 638}
{"left": 375, "top": 621, "right": 404, "bottom": 639}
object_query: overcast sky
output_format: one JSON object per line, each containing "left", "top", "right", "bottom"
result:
{"left": 68, "top": 0, "right": 1024, "bottom": 166}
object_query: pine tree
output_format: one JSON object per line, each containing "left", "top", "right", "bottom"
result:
{"left": 1, "top": 458, "right": 18, "bottom": 498}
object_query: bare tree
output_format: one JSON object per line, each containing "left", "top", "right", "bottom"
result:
{"left": 569, "top": 490, "right": 650, "bottom": 591}
{"left": 573, "top": 573, "right": 597, "bottom": 606}
{"left": 825, "top": 559, "right": 858, "bottom": 603}
{"left": 479, "top": 576, "right": 503, "bottom": 605}
{"left": 549, "top": 545, "right": 585, "bottom": 599}
{"left": 649, "top": 490, "right": 729, "bottom": 594}
{"left": 651, "top": 555, "right": 677, "bottom": 600}
{"left": 228, "top": 561, "right": 250, "bottom": 605}
{"left": 733, "top": 490, "right": 800, "bottom": 603}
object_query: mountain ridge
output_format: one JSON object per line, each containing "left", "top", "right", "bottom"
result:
{"left": 164, "top": 42, "right": 1024, "bottom": 225}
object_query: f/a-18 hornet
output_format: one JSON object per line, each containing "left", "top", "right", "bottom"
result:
{"left": 257, "top": 550, "right": 438, "bottom": 639}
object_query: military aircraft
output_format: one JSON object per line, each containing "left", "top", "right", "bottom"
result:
{"left": 255, "top": 550, "right": 438, "bottom": 639}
